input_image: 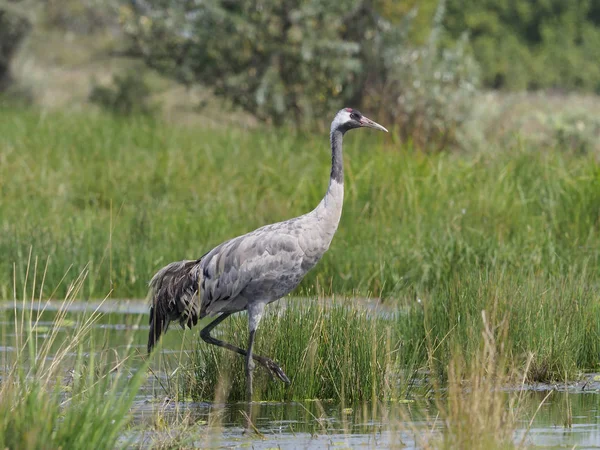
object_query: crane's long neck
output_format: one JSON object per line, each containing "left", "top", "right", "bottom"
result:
{"left": 324, "top": 129, "right": 344, "bottom": 213}
{"left": 309, "top": 128, "right": 345, "bottom": 248}
{"left": 330, "top": 129, "right": 344, "bottom": 185}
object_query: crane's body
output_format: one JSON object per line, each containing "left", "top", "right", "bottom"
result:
{"left": 148, "top": 108, "right": 387, "bottom": 401}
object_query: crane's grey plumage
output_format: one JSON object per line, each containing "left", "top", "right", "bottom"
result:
{"left": 148, "top": 108, "right": 387, "bottom": 401}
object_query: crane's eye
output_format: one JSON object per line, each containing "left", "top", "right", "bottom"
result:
{"left": 350, "top": 112, "right": 360, "bottom": 121}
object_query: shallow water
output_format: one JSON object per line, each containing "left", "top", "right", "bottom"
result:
{"left": 2, "top": 300, "right": 600, "bottom": 449}
{"left": 125, "top": 392, "right": 600, "bottom": 449}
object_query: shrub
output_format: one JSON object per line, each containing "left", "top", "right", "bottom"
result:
{"left": 542, "top": 113, "right": 600, "bottom": 155}
{"left": 123, "top": 0, "right": 479, "bottom": 149}
{"left": 89, "top": 70, "right": 156, "bottom": 116}
{"left": 362, "top": 0, "right": 480, "bottom": 150}
{"left": 0, "top": 4, "right": 31, "bottom": 91}
{"left": 463, "top": 92, "right": 600, "bottom": 155}
{"left": 43, "top": 0, "right": 118, "bottom": 34}
{"left": 123, "top": 0, "right": 364, "bottom": 126}
{"left": 444, "top": 0, "right": 600, "bottom": 92}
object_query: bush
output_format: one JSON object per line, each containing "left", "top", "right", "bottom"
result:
{"left": 43, "top": 0, "right": 118, "bottom": 34}
{"left": 460, "top": 92, "right": 600, "bottom": 155}
{"left": 123, "top": 0, "right": 364, "bottom": 126}
{"left": 0, "top": 4, "right": 31, "bottom": 91}
{"left": 123, "top": 0, "right": 479, "bottom": 150}
{"left": 362, "top": 0, "right": 480, "bottom": 150}
{"left": 89, "top": 71, "right": 156, "bottom": 116}
{"left": 525, "top": 109, "right": 600, "bottom": 155}
{"left": 444, "top": 0, "right": 600, "bottom": 92}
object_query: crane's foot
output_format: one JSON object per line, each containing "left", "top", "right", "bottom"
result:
{"left": 255, "top": 356, "right": 290, "bottom": 384}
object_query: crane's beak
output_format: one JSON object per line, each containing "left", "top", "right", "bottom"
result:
{"left": 359, "top": 115, "right": 388, "bottom": 132}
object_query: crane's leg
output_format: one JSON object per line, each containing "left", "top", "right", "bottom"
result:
{"left": 245, "top": 330, "right": 256, "bottom": 402}
{"left": 245, "top": 301, "right": 265, "bottom": 402}
{"left": 199, "top": 312, "right": 290, "bottom": 384}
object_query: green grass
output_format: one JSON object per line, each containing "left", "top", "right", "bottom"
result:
{"left": 173, "top": 299, "right": 419, "bottom": 404}
{"left": 0, "top": 269, "right": 147, "bottom": 449}
{"left": 2, "top": 104, "right": 600, "bottom": 382}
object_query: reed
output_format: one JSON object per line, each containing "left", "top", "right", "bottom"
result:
{"left": 0, "top": 258, "right": 147, "bottom": 449}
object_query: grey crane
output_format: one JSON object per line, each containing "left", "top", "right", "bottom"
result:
{"left": 147, "top": 108, "right": 387, "bottom": 401}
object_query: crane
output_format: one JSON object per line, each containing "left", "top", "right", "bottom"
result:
{"left": 147, "top": 108, "right": 387, "bottom": 401}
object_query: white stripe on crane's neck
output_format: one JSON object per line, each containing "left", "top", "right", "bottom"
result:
{"left": 322, "top": 178, "right": 344, "bottom": 213}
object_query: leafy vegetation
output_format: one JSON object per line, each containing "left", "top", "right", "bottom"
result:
{"left": 8, "top": 0, "right": 600, "bottom": 152}
{"left": 123, "top": 0, "right": 480, "bottom": 147}
{"left": 42, "top": 0, "right": 118, "bottom": 34}
{"left": 121, "top": 0, "right": 600, "bottom": 141}
{"left": 89, "top": 70, "right": 156, "bottom": 116}
{"left": 0, "top": 2, "right": 31, "bottom": 91}
{"left": 444, "top": 0, "right": 600, "bottom": 91}
{"left": 361, "top": 0, "right": 479, "bottom": 150}
{"left": 124, "top": 0, "right": 365, "bottom": 125}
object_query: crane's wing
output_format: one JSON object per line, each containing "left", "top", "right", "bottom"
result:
{"left": 199, "top": 224, "right": 313, "bottom": 316}
{"left": 147, "top": 216, "right": 330, "bottom": 352}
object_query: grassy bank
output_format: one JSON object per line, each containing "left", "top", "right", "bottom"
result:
{"left": 2, "top": 105, "right": 600, "bottom": 380}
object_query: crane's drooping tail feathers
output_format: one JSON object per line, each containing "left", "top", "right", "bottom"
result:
{"left": 147, "top": 258, "right": 202, "bottom": 353}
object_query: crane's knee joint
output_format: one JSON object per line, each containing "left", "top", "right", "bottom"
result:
{"left": 200, "top": 328, "right": 213, "bottom": 343}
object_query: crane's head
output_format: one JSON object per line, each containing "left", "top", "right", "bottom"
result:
{"left": 332, "top": 108, "right": 388, "bottom": 134}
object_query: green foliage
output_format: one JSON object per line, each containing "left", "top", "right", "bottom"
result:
{"left": 123, "top": 0, "right": 480, "bottom": 147}
{"left": 179, "top": 301, "right": 411, "bottom": 403}
{"left": 42, "top": 0, "right": 118, "bottom": 34}
{"left": 444, "top": 0, "right": 600, "bottom": 91}
{"left": 372, "top": 0, "right": 439, "bottom": 44}
{"left": 89, "top": 70, "right": 156, "bottom": 116}
{"left": 0, "top": 355, "right": 144, "bottom": 449}
{"left": 0, "top": 3, "right": 31, "bottom": 91}
{"left": 2, "top": 106, "right": 600, "bottom": 304}
{"left": 363, "top": 0, "right": 480, "bottom": 150}
{"left": 124, "top": 0, "right": 363, "bottom": 125}
{"left": 415, "top": 266, "right": 600, "bottom": 382}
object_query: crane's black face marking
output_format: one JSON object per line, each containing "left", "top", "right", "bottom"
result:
{"left": 349, "top": 111, "right": 363, "bottom": 127}
{"left": 349, "top": 110, "right": 362, "bottom": 121}
{"left": 336, "top": 109, "right": 364, "bottom": 133}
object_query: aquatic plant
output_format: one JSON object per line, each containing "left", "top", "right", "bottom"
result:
{"left": 173, "top": 299, "right": 420, "bottom": 404}
{"left": 0, "top": 260, "right": 147, "bottom": 449}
